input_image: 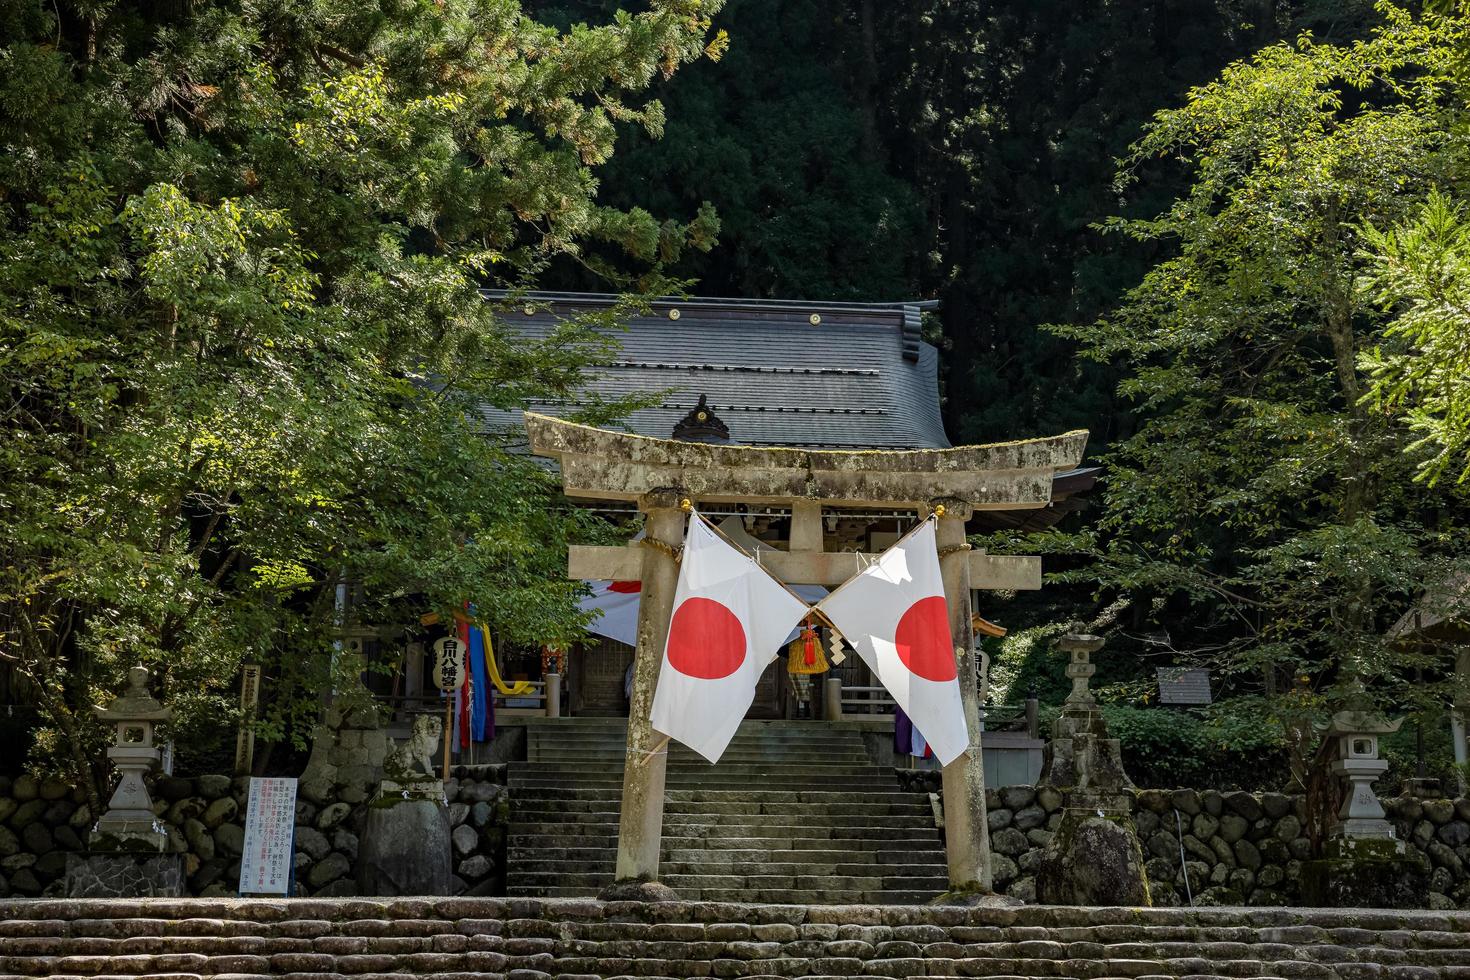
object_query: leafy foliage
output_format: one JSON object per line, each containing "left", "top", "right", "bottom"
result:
{"left": 0, "top": 0, "right": 722, "bottom": 789}
{"left": 1049, "top": 4, "right": 1470, "bottom": 747}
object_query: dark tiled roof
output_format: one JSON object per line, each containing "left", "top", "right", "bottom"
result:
{"left": 479, "top": 291, "right": 949, "bottom": 450}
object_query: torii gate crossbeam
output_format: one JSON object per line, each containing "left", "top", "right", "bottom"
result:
{"left": 527, "top": 412, "right": 1089, "bottom": 900}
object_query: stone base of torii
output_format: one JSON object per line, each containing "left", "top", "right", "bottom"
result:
{"left": 526, "top": 412, "right": 1088, "bottom": 900}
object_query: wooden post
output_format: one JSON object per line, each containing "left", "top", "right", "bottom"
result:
{"left": 933, "top": 497, "right": 993, "bottom": 893}
{"left": 545, "top": 673, "right": 562, "bottom": 718}
{"left": 824, "top": 676, "right": 843, "bottom": 721}
{"left": 609, "top": 487, "right": 686, "bottom": 887}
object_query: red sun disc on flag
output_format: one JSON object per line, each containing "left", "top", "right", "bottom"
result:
{"left": 894, "top": 595, "right": 957, "bottom": 682}
{"left": 666, "top": 597, "right": 747, "bottom": 679}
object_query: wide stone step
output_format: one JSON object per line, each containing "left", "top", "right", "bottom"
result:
{"left": 2, "top": 897, "right": 1465, "bottom": 978}
{"left": 510, "top": 844, "right": 947, "bottom": 866}
{"left": 509, "top": 823, "right": 941, "bottom": 842}
{"left": 510, "top": 809, "right": 937, "bottom": 828}
{"left": 511, "top": 787, "right": 921, "bottom": 803}
{"left": 509, "top": 869, "right": 949, "bottom": 890}
{"left": 509, "top": 832, "right": 944, "bottom": 850}
{"left": 509, "top": 777, "right": 900, "bottom": 792}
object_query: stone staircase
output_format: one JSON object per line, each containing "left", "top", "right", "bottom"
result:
{"left": 5, "top": 897, "right": 1470, "bottom": 978}
{"left": 507, "top": 718, "right": 948, "bottom": 904}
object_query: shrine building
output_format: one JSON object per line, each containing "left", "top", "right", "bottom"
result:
{"left": 469, "top": 291, "right": 1094, "bottom": 743}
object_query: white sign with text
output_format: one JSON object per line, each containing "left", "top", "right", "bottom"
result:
{"left": 238, "top": 776, "right": 297, "bottom": 896}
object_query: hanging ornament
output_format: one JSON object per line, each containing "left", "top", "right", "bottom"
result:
{"left": 786, "top": 616, "right": 829, "bottom": 675}
{"left": 828, "top": 631, "right": 847, "bottom": 666}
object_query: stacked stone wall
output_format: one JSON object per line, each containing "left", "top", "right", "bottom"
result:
{"left": 0, "top": 766, "right": 509, "bottom": 899}
{"left": 895, "top": 774, "right": 1470, "bottom": 910}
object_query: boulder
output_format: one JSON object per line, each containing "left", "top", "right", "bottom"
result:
{"left": 1437, "top": 821, "right": 1470, "bottom": 848}
{"left": 52, "top": 825, "right": 81, "bottom": 851}
{"left": 1234, "top": 839, "right": 1262, "bottom": 870}
{"left": 999, "top": 786, "right": 1036, "bottom": 811}
{"left": 990, "top": 852, "right": 1019, "bottom": 885}
{"left": 1014, "top": 806, "right": 1047, "bottom": 831}
{"left": 1223, "top": 791, "right": 1263, "bottom": 821}
{"left": 0, "top": 826, "right": 19, "bottom": 857}
{"left": 332, "top": 829, "right": 359, "bottom": 861}
{"left": 458, "top": 854, "right": 493, "bottom": 881}
{"left": 1036, "top": 786, "right": 1063, "bottom": 812}
{"left": 991, "top": 828, "right": 1028, "bottom": 857}
{"left": 1192, "top": 813, "right": 1219, "bottom": 840}
{"left": 213, "top": 823, "right": 245, "bottom": 857}
{"left": 1260, "top": 793, "right": 1292, "bottom": 819}
{"left": 986, "top": 808, "right": 1013, "bottom": 830}
{"left": 451, "top": 824, "right": 479, "bottom": 857}
{"left": 11, "top": 775, "right": 39, "bottom": 802}
{"left": 307, "top": 851, "right": 351, "bottom": 888}
{"left": 196, "top": 774, "right": 232, "bottom": 800}
{"left": 448, "top": 803, "right": 470, "bottom": 828}
{"left": 155, "top": 776, "right": 193, "bottom": 802}
{"left": 0, "top": 799, "right": 15, "bottom": 824}
{"left": 1170, "top": 790, "right": 1201, "bottom": 815}
{"left": 37, "top": 775, "right": 68, "bottom": 799}
{"left": 1274, "top": 815, "right": 1302, "bottom": 842}
{"left": 21, "top": 823, "right": 52, "bottom": 855}
{"left": 1424, "top": 799, "right": 1455, "bottom": 825}
{"left": 1200, "top": 790, "right": 1224, "bottom": 816}
{"left": 295, "top": 827, "right": 331, "bottom": 861}
{"left": 42, "top": 800, "right": 75, "bottom": 824}
{"left": 316, "top": 802, "right": 352, "bottom": 830}
{"left": 470, "top": 802, "right": 492, "bottom": 827}
{"left": 1036, "top": 814, "right": 1150, "bottom": 906}
{"left": 183, "top": 819, "right": 215, "bottom": 861}
{"left": 1219, "top": 814, "right": 1249, "bottom": 843}
{"left": 1133, "top": 810, "right": 1159, "bottom": 838}
{"left": 10, "top": 799, "right": 46, "bottom": 828}
{"left": 202, "top": 798, "right": 237, "bottom": 829}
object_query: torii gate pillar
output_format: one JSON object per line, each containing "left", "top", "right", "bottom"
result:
{"left": 933, "top": 497, "right": 993, "bottom": 892}
{"left": 612, "top": 489, "right": 685, "bottom": 890}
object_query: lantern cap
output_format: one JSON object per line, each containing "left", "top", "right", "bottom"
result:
{"left": 95, "top": 666, "right": 172, "bottom": 723}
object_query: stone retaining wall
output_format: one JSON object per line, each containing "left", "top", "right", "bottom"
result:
{"left": 0, "top": 767, "right": 509, "bottom": 899}
{"left": 897, "top": 774, "right": 1470, "bottom": 910}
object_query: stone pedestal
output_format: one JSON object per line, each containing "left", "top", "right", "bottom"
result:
{"left": 1300, "top": 837, "right": 1428, "bottom": 908}
{"left": 1034, "top": 633, "right": 1150, "bottom": 906}
{"left": 357, "top": 779, "right": 452, "bottom": 896}
{"left": 64, "top": 852, "right": 184, "bottom": 897}
{"left": 299, "top": 703, "right": 392, "bottom": 805}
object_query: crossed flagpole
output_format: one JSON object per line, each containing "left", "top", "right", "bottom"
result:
{"left": 648, "top": 506, "right": 971, "bottom": 766}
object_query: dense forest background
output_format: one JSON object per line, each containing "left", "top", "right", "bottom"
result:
{"left": 539, "top": 0, "right": 1375, "bottom": 446}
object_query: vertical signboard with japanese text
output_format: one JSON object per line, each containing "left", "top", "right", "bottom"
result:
{"left": 238, "top": 776, "right": 298, "bottom": 896}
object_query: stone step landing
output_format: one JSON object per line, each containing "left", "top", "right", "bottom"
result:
{"left": 3, "top": 896, "right": 1470, "bottom": 979}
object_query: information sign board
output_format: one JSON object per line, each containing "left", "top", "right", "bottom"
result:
{"left": 238, "top": 776, "right": 298, "bottom": 896}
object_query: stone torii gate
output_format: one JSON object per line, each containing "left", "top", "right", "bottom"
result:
{"left": 526, "top": 412, "right": 1088, "bottom": 898}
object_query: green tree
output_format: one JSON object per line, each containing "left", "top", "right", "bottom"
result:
{"left": 1362, "top": 190, "right": 1470, "bottom": 485}
{"left": 0, "top": 0, "right": 722, "bottom": 794}
{"left": 1049, "top": 3, "right": 1470, "bottom": 793}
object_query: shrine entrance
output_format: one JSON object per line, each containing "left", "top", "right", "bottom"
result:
{"left": 528, "top": 411, "right": 1088, "bottom": 897}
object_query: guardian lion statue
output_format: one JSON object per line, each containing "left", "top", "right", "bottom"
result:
{"left": 388, "top": 714, "right": 443, "bottom": 779}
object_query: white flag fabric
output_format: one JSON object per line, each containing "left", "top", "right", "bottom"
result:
{"left": 650, "top": 513, "right": 810, "bottom": 763}
{"left": 816, "top": 519, "right": 970, "bottom": 765}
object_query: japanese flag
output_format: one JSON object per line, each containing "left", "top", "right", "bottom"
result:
{"left": 816, "top": 519, "right": 970, "bottom": 765}
{"left": 650, "top": 513, "right": 809, "bottom": 763}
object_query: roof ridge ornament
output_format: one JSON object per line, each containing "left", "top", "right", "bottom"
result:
{"left": 672, "top": 394, "right": 732, "bottom": 444}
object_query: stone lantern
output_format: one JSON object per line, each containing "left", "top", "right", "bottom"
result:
{"left": 92, "top": 666, "right": 172, "bottom": 851}
{"left": 1324, "top": 708, "right": 1402, "bottom": 843}
{"left": 1058, "top": 632, "right": 1103, "bottom": 705}
{"left": 66, "top": 666, "right": 185, "bottom": 897}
